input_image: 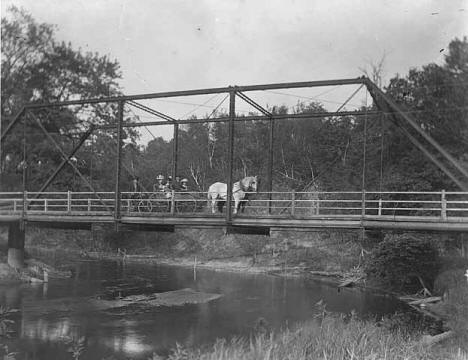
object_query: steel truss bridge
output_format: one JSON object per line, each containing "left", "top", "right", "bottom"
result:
{"left": 0, "top": 190, "right": 467, "bottom": 232}
{"left": 1, "top": 77, "right": 468, "bottom": 233}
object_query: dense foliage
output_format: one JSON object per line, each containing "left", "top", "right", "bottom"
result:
{"left": 1, "top": 7, "right": 136, "bottom": 191}
{"left": 1, "top": 7, "right": 467, "bottom": 194}
{"left": 133, "top": 37, "right": 468, "bottom": 193}
{"left": 364, "top": 233, "right": 440, "bottom": 292}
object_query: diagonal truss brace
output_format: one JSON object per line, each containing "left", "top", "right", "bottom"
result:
{"left": 0, "top": 107, "right": 26, "bottom": 142}
{"left": 28, "top": 112, "right": 113, "bottom": 211}
{"left": 34, "top": 125, "right": 95, "bottom": 197}
{"left": 366, "top": 79, "right": 468, "bottom": 180}
{"left": 365, "top": 79, "right": 468, "bottom": 191}
{"left": 128, "top": 100, "right": 177, "bottom": 123}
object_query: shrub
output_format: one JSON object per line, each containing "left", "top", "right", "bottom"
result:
{"left": 364, "top": 233, "right": 440, "bottom": 292}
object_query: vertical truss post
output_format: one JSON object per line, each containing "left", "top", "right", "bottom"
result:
{"left": 267, "top": 118, "right": 274, "bottom": 214}
{"left": 114, "top": 101, "right": 124, "bottom": 227}
{"left": 236, "top": 91, "right": 276, "bottom": 215}
{"left": 21, "top": 113, "right": 27, "bottom": 224}
{"left": 172, "top": 123, "right": 179, "bottom": 186}
{"left": 226, "top": 89, "right": 236, "bottom": 223}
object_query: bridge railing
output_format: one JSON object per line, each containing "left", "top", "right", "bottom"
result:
{"left": 0, "top": 192, "right": 23, "bottom": 212}
{"left": 246, "top": 191, "right": 468, "bottom": 219}
{"left": 364, "top": 191, "right": 468, "bottom": 219}
{"left": 0, "top": 191, "right": 116, "bottom": 214}
{"left": 247, "top": 191, "right": 364, "bottom": 217}
{"left": 0, "top": 191, "right": 467, "bottom": 220}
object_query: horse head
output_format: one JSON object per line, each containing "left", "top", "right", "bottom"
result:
{"left": 242, "top": 176, "right": 259, "bottom": 192}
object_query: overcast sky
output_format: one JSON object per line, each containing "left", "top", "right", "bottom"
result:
{"left": 1, "top": 0, "right": 467, "bottom": 141}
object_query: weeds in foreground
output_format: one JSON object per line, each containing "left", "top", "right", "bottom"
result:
{"left": 0, "top": 306, "right": 17, "bottom": 338}
{"left": 161, "top": 305, "right": 465, "bottom": 360}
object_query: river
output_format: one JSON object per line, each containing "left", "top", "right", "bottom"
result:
{"left": 0, "top": 258, "right": 409, "bottom": 359}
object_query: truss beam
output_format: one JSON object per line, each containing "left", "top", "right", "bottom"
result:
{"left": 98, "top": 110, "right": 379, "bottom": 130}
{"left": 24, "top": 78, "right": 366, "bottom": 109}
{"left": 128, "top": 100, "right": 177, "bottom": 123}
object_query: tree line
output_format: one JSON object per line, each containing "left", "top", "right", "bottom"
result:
{"left": 1, "top": 7, "right": 467, "bottom": 194}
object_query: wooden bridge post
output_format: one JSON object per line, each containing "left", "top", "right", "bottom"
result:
{"left": 361, "top": 190, "right": 366, "bottom": 217}
{"left": 67, "top": 190, "right": 72, "bottom": 213}
{"left": 170, "top": 190, "right": 175, "bottom": 214}
{"left": 22, "top": 190, "right": 27, "bottom": 219}
{"left": 291, "top": 190, "right": 296, "bottom": 216}
{"left": 441, "top": 190, "right": 447, "bottom": 220}
{"left": 8, "top": 221, "right": 25, "bottom": 269}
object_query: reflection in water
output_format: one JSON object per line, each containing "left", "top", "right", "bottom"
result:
{"left": 109, "top": 331, "right": 152, "bottom": 355}
{"left": 0, "top": 259, "right": 409, "bottom": 360}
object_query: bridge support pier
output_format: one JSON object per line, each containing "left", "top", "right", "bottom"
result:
{"left": 8, "top": 221, "right": 25, "bottom": 269}
{"left": 461, "top": 233, "right": 468, "bottom": 258}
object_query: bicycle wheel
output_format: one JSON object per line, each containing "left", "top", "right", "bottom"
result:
{"left": 149, "top": 193, "right": 169, "bottom": 212}
{"left": 137, "top": 199, "right": 151, "bottom": 213}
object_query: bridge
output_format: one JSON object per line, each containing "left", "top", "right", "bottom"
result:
{"left": 1, "top": 77, "right": 468, "bottom": 268}
{"left": 1, "top": 190, "right": 467, "bottom": 232}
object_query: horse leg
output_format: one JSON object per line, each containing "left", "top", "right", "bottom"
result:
{"left": 217, "top": 200, "right": 224, "bottom": 213}
{"left": 233, "top": 198, "right": 239, "bottom": 215}
{"left": 240, "top": 200, "right": 246, "bottom": 213}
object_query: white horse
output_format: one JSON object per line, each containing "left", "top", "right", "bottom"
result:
{"left": 207, "top": 176, "right": 259, "bottom": 214}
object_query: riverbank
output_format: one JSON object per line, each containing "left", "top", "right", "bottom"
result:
{"left": 0, "top": 253, "right": 72, "bottom": 284}
{"left": 160, "top": 311, "right": 467, "bottom": 360}
{"left": 1, "top": 225, "right": 467, "bottom": 359}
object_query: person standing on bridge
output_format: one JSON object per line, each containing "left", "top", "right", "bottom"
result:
{"left": 129, "top": 176, "right": 142, "bottom": 211}
{"left": 130, "top": 176, "right": 142, "bottom": 193}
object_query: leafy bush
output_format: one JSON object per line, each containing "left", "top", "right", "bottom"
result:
{"left": 364, "top": 233, "right": 440, "bottom": 292}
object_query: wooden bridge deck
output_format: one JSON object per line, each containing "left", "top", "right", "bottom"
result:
{"left": 0, "top": 191, "right": 467, "bottom": 232}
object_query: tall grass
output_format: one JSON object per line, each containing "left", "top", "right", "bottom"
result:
{"left": 162, "top": 312, "right": 466, "bottom": 360}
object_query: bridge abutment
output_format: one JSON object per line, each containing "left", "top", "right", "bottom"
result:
{"left": 461, "top": 233, "right": 468, "bottom": 258}
{"left": 8, "top": 221, "right": 25, "bottom": 269}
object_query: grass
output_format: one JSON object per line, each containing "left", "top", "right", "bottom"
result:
{"left": 158, "top": 308, "right": 467, "bottom": 360}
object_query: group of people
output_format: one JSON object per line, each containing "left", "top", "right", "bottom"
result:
{"left": 129, "top": 174, "right": 189, "bottom": 194}
{"left": 153, "top": 174, "right": 189, "bottom": 192}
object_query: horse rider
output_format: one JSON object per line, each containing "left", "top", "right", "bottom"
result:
{"left": 180, "top": 178, "right": 189, "bottom": 191}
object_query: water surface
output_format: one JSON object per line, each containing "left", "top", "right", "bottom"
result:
{"left": 0, "top": 258, "right": 407, "bottom": 359}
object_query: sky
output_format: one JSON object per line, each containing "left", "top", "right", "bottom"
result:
{"left": 1, "top": 0, "right": 467, "bottom": 142}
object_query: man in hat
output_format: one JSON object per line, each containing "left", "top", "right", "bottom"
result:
{"left": 180, "top": 178, "right": 189, "bottom": 191}
{"left": 153, "top": 174, "right": 166, "bottom": 192}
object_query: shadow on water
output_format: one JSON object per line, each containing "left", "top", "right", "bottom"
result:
{"left": 1, "top": 252, "right": 423, "bottom": 360}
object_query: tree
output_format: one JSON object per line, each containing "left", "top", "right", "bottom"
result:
{"left": 382, "top": 37, "right": 468, "bottom": 191}
{"left": 1, "top": 7, "right": 136, "bottom": 191}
